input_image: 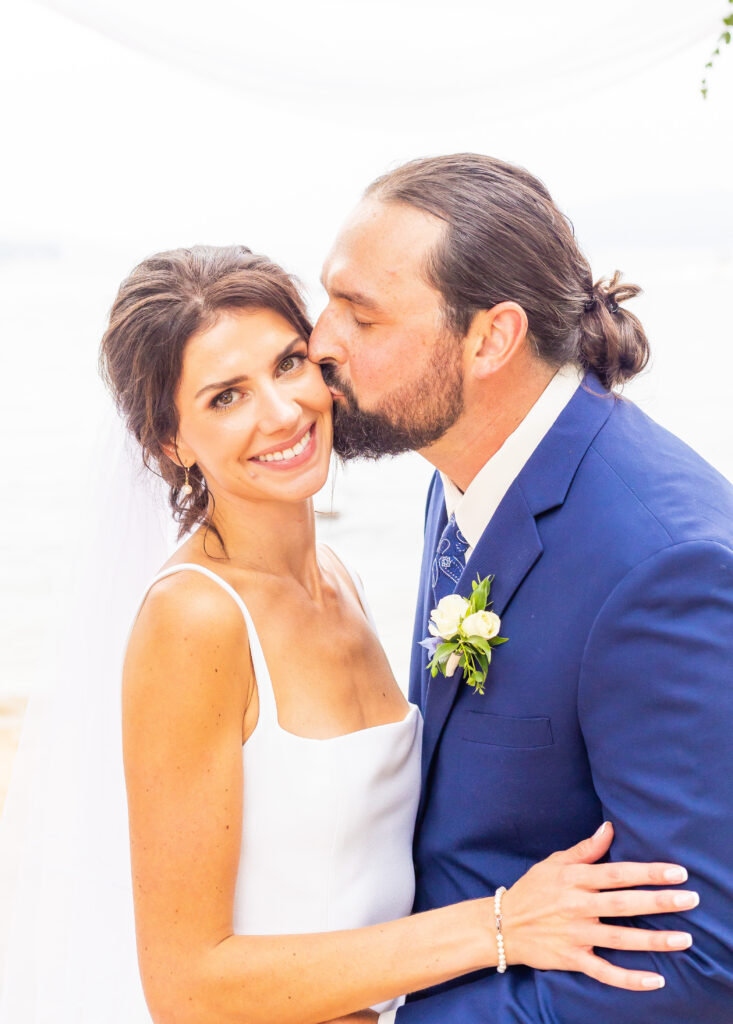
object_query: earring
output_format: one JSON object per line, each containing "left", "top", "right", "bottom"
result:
{"left": 180, "top": 464, "right": 193, "bottom": 498}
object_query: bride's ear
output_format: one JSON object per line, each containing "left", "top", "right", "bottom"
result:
{"left": 161, "top": 436, "right": 195, "bottom": 469}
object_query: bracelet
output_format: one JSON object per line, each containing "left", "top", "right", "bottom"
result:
{"left": 494, "top": 885, "right": 507, "bottom": 973}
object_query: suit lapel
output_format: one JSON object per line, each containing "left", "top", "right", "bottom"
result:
{"left": 419, "top": 484, "right": 542, "bottom": 794}
{"left": 415, "top": 373, "right": 616, "bottom": 804}
{"left": 414, "top": 481, "right": 447, "bottom": 708}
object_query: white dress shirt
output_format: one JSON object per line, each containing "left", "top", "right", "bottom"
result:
{"left": 441, "top": 363, "right": 582, "bottom": 561}
{"left": 377, "top": 363, "right": 581, "bottom": 1024}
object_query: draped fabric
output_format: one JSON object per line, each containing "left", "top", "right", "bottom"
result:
{"left": 0, "top": 408, "right": 175, "bottom": 1022}
{"left": 35, "top": 0, "right": 723, "bottom": 117}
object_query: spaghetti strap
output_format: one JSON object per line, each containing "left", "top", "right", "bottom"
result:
{"left": 142, "top": 563, "right": 279, "bottom": 724}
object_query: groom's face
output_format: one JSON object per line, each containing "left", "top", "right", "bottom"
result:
{"left": 310, "top": 198, "right": 465, "bottom": 458}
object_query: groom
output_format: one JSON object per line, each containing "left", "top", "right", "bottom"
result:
{"left": 309, "top": 154, "right": 733, "bottom": 1022}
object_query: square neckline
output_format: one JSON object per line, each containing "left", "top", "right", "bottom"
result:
{"left": 145, "top": 561, "right": 417, "bottom": 745}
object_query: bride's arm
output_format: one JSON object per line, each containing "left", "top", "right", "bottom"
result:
{"left": 123, "top": 577, "right": 696, "bottom": 1024}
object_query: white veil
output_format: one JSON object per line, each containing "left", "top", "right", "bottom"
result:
{"left": 0, "top": 402, "right": 176, "bottom": 1022}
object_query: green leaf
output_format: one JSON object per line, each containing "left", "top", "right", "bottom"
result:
{"left": 724, "top": 14, "right": 733, "bottom": 26}
{"left": 469, "top": 636, "right": 493, "bottom": 657}
{"left": 436, "top": 642, "right": 458, "bottom": 659}
{"left": 721, "top": 30, "right": 731, "bottom": 45}
{"left": 491, "top": 636, "right": 509, "bottom": 646}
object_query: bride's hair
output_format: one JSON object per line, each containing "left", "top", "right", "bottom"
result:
{"left": 99, "top": 244, "right": 312, "bottom": 539}
{"left": 366, "top": 154, "right": 649, "bottom": 391}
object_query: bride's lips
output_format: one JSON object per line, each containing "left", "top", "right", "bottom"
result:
{"left": 248, "top": 421, "right": 318, "bottom": 471}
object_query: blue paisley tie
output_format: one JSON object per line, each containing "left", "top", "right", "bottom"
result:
{"left": 431, "top": 513, "right": 469, "bottom": 606}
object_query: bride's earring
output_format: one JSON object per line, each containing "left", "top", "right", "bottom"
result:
{"left": 180, "top": 464, "right": 193, "bottom": 498}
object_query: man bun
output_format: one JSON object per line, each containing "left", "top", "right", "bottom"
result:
{"left": 578, "top": 270, "right": 649, "bottom": 390}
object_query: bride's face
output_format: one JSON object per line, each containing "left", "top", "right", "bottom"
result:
{"left": 172, "top": 307, "right": 333, "bottom": 506}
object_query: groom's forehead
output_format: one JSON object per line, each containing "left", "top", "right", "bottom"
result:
{"left": 322, "top": 198, "right": 443, "bottom": 291}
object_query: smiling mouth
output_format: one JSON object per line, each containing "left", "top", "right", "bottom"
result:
{"left": 250, "top": 423, "right": 316, "bottom": 465}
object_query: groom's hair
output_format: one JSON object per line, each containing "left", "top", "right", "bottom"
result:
{"left": 365, "top": 154, "right": 648, "bottom": 391}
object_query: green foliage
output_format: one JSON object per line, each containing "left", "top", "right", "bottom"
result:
{"left": 426, "top": 574, "right": 509, "bottom": 696}
{"left": 701, "top": 1, "right": 733, "bottom": 98}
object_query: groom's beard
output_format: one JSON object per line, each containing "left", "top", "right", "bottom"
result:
{"left": 322, "top": 336, "right": 465, "bottom": 460}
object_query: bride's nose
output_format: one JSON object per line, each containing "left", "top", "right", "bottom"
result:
{"left": 255, "top": 384, "right": 301, "bottom": 436}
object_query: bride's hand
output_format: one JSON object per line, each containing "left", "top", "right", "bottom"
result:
{"left": 502, "top": 822, "right": 698, "bottom": 990}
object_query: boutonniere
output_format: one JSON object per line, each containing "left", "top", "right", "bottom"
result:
{"left": 420, "top": 575, "right": 508, "bottom": 695}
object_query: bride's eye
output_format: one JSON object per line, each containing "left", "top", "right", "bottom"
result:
{"left": 211, "top": 388, "right": 240, "bottom": 411}
{"left": 279, "top": 353, "right": 306, "bottom": 374}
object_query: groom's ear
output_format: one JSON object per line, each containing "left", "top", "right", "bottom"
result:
{"left": 467, "top": 302, "right": 529, "bottom": 380}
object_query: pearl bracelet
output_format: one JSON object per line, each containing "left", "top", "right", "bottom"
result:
{"left": 494, "top": 885, "right": 507, "bottom": 973}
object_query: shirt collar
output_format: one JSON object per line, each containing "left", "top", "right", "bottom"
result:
{"left": 440, "top": 363, "right": 583, "bottom": 553}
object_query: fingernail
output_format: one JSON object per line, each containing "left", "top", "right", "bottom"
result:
{"left": 663, "top": 867, "right": 688, "bottom": 883}
{"left": 674, "top": 892, "right": 700, "bottom": 908}
{"left": 642, "top": 976, "right": 665, "bottom": 989}
{"left": 593, "top": 821, "right": 609, "bottom": 839}
{"left": 667, "top": 932, "right": 693, "bottom": 948}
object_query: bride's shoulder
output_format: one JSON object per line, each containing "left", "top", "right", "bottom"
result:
{"left": 122, "top": 567, "right": 252, "bottom": 779}
{"left": 126, "top": 565, "right": 250, "bottom": 683}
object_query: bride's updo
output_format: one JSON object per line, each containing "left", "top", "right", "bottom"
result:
{"left": 99, "top": 244, "right": 312, "bottom": 537}
{"left": 366, "top": 154, "right": 649, "bottom": 390}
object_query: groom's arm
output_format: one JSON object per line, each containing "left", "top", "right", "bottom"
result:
{"left": 394, "top": 540, "right": 733, "bottom": 1022}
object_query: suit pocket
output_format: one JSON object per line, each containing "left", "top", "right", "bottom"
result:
{"left": 460, "top": 710, "right": 554, "bottom": 748}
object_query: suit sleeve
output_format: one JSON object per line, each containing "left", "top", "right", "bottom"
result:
{"left": 395, "top": 540, "right": 733, "bottom": 1022}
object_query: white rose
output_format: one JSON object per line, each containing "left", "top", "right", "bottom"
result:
{"left": 461, "top": 610, "right": 501, "bottom": 640}
{"left": 428, "top": 594, "right": 469, "bottom": 639}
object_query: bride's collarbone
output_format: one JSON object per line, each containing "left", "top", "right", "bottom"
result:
{"left": 251, "top": 592, "right": 407, "bottom": 739}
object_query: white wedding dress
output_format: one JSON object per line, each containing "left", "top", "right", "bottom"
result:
{"left": 143, "top": 563, "right": 423, "bottom": 1016}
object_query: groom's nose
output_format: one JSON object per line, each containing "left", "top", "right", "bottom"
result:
{"left": 309, "top": 307, "right": 347, "bottom": 368}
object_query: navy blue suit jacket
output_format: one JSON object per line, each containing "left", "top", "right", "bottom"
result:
{"left": 397, "top": 374, "right": 733, "bottom": 1022}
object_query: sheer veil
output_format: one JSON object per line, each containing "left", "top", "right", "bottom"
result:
{"left": 0, "top": 402, "right": 176, "bottom": 1021}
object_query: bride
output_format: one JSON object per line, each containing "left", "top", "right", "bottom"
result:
{"left": 5, "top": 243, "right": 695, "bottom": 1024}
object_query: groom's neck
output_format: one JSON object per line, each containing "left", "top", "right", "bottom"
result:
{"left": 419, "top": 355, "right": 557, "bottom": 493}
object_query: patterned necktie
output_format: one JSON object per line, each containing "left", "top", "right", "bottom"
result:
{"left": 431, "top": 513, "right": 469, "bottom": 606}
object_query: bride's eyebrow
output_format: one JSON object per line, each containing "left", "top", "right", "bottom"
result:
{"left": 195, "top": 337, "right": 305, "bottom": 398}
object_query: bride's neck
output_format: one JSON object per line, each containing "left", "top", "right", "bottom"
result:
{"left": 201, "top": 492, "right": 320, "bottom": 586}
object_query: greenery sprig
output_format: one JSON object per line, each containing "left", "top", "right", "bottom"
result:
{"left": 702, "top": 0, "right": 733, "bottom": 98}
